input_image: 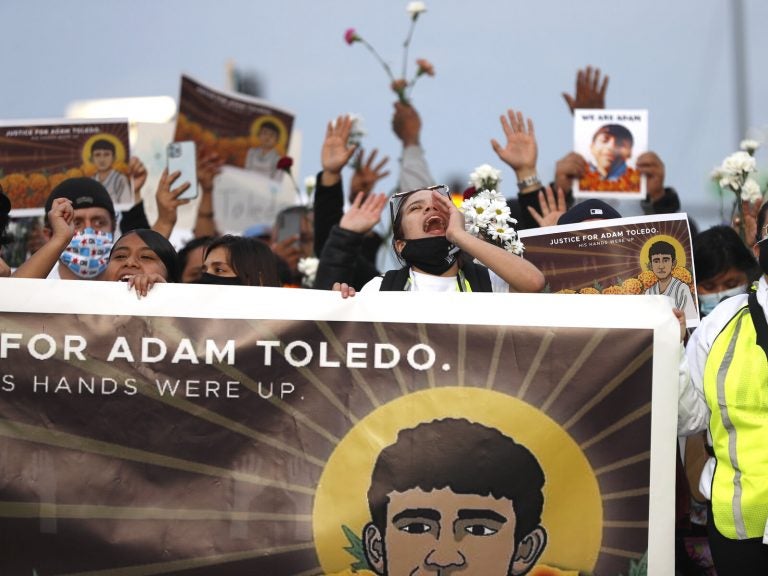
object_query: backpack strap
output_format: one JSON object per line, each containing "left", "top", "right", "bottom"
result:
{"left": 460, "top": 260, "right": 493, "bottom": 292}
{"left": 379, "top": 267, "right": 411, "bottom": 291}
{"left": 747, "top": 290, "right": 768, "bottom": 363}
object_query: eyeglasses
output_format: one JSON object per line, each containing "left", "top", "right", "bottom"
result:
{"left": 389, "top": 184, "right": 450, "bottom": 227}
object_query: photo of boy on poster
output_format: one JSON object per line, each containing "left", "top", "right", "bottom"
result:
{"left": 573, "top": 109, "right": 648, "bottom": 199}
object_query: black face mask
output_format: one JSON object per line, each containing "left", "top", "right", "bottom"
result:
{"left": 197, "top": 272, "right": 243, "bottom": 286}
{"left": 759, "top": 239, "right": 768, "bottom": 276}
{"left": 399, "top": 236, "right": 458, "bottom": 275}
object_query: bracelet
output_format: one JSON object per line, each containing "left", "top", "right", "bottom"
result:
{"left": 517, "top": 174, "right": 541, "bottom": 190}
{"left": 199, "top": 211, "right": 214, "bottom": 218}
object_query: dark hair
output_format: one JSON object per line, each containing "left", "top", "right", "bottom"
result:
{"left": 756, "top": 202, "right": 768, "bottom": 244}
{"left": 693, "top": 225, "right": 758, "bottom": 283}
{"left": 204, "top": 234, "right": 280, "bottom": 287}
{"left": 91, "top": 139, "right": 116, "bottom": 155}
{"left": 259, "top": 121, "right": 280, "bottom": 136}
{"left": 593, "top": 124, "right": 634, "bottom": 147}
{"left": 0, "top": 185, "right": 10, "bottom": 246}
{"left": 367, "top": 418, "right": 545, "bottom": 545}
{"left": 648, "top": 240, "right": 675, "bottom": 259}
{"left": 178, "top": 236, "right": 214, "bottom": 280}
{"left": 111, "top": 229, "right": 180, "bottom": 282}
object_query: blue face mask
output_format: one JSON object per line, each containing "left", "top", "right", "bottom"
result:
{"left": 60, "top": 227, "right": 113, "bottom": 279}
{"left": 698, "top": 284, "right": 747, "bottom": 316}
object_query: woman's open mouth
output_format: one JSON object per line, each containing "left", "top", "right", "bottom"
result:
{"left": 423, "top": 215, "right": 446, "bottom": 234}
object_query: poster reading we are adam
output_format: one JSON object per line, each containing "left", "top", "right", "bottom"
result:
{"left": 0, "top": 280, "right": 680, "bottom": 576}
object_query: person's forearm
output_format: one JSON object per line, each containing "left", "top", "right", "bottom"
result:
{"left": 452, "top": 231, "right": 544, "bottom": 292}
{"left": 192, "top": 192, "right": 217, "bottom": 238}
{"left": 12, "top": 236, "right": 69, "bottom": 279}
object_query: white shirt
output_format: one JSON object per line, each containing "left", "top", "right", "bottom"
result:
{"left": 360, "top": 268, "right": 509, "bottom": 293}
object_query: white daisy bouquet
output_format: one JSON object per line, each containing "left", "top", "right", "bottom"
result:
{"left": 711, "top": 139, "right": 763, "bottom": 241}
{"left": 461, "top": 164, "right": 524, "bottom": 255}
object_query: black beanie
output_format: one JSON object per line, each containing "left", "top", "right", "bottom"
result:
{"left": 557, "top": 199, "right": 621, "bottom": 225}
{"left": 44, "top": 177, "right": 115, "bottom": 222}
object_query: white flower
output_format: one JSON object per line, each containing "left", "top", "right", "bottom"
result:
{"left": 406, "top": 1, "right": 427, "bottom": 17}
{"left": 740, "top": 139, "right": 760, "bottom": 154}
{"left": 488, "top": 223, "right": 516, "bottom": 241}
{"left": 465, "top": 222, "right": 481, "bottom": 235}
{"left": 710, "top": 166, "right": 725, "bottom": 182}
{"left": 298, "top": 257, "right": 319, "bottom": 288}
{"left": 462, "top": 196, "right": 492, "bottom": 224}
{"left": 505, "top": 239, "right": 525, "bottom": 255}
{"left": 741, "top": 178, "right": 762, "bottom": 203}
{"left": 469, "top": 164, "right": 502, "bottom": 191}
{"left": 304, "top": 175, "right": 317, "bottom": 193}
{"left": 488, "top": 198, "right": 511, "bottom": 220}
{"left": 722, "top": 151, "right": 756, "bottom": 175}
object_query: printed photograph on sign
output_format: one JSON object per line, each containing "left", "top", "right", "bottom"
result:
{"left": 0, "top": 283, "right": 678, "bottom": 575}
{"left": 573, "top": 109, "right": 648, "bottom": 199}
{"left": 0, "top": 119, "right": 132, "bottom": 215}
{"left": 519, "top": 213, "right": 699, "bottom": 326}
{"left": 174, "top": 75, "right": 299, "bottom": 233}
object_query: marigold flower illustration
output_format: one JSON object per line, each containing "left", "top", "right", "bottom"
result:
{"left": 672, "top": 266, "right": 692, "bottom": 285}
{"left": 637, "top": 270, "right": 658, "bottom": 289}
{"left": 622, "top": 277, "right": 643, "bottom": 295}
{"left": 602, "top": 285, "right": 625, "bottom": 295}
{"left": 579, "top": 287, "right": 600, "bottom": 294}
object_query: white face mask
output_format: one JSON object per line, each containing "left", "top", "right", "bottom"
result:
{"left": 59, "top": 227, "right": 113, "bottom": 279}
{"left": 698, "top": 284, "right": 747, "bottom": 316}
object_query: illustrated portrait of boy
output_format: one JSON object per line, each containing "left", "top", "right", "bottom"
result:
{"left": 587, "top": 123, "right": 637, "bottom": 182}
{"left": 644, "top": 239, "right": 697, "bottom": 318}
{"left": 89, "top": 138, "right": 130, "bottom": 205}
{"left": 362, "top": 418, "right": 547, "bottom": 576}
{"left": 244, "top": 120, "right": 282, "bottom": 179}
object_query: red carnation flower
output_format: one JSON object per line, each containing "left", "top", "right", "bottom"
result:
{"left": 463, "top": 186, "right": 477, "bottom": 200}
{"left": 277, "top": 156, "right": 294, "bottom": 171}
{"left": 344, "top": 28, "right": 360, "bottom": 45}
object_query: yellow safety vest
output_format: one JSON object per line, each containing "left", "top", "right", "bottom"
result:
{"left": 703, "top": 301, "right": 768, "bottom": 539}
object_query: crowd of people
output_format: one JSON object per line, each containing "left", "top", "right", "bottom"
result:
{"left": 1, "top": 65, "right": 766, "bottom": 575}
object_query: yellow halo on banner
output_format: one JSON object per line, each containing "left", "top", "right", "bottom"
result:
{"left": 81, "top": 133, "right": 127, "bottom": 166}
{"left": 639, "top": 234, "right": 687, "bottom": 269}
{"left": 250, "top": 115, "right": 288, "bottom": 152}
{"left": 312, "top": 387, "right": 602, "bottom": 574}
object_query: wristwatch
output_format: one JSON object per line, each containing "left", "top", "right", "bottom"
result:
{"left": 517, "top": 174, "right": 541, "bottom": 189}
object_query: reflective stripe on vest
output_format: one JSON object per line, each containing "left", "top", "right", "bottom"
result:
{"left": 703, "top": 304, "right": 768, "bottom": 539}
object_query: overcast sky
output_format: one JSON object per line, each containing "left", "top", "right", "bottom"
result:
{"left": 2, "top": 0, "right": 767, "bottom": 229}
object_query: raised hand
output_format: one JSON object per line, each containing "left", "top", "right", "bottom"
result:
{"left": 554, "top": 152, "right": 588, "bottom": 194}
{"left": 153, "top": 168, "right": 192, "bottom": 238}
{"left": 340, "top": 192, "right": 388, "bottom": 234}
{"left": 491, "top": 109, "right": 538, "bottom": 181}
{"left": 562, "top": 65, "right": 609, "bottom": 114}
{"left": 527, "top": 186, "right": 568, "bottom": 228}
{"left": 349, "top": 149, "right": 391, "bottom": 200}
{"left": 321, "top": 115, "right": 357, "bottom": 178}
{"left": 128, "top": 156, "right": 148, "bottom": 201}
{"left": 392, "top": 101, "right": 422, "bottom": 146}
{"left": 636, "top": 151, "right": 665, "bottom": 203}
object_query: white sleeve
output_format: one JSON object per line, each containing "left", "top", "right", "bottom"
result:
{"left": 399, "top": 145, "right": 434, "bottom": 192}
{"left": 678, "top": 333, "right": 710, "bottom": 435}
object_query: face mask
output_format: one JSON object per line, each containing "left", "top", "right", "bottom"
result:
{"left": 60, "top": 227, "right": 113, "bottom": 279}
{"left": 399, "top": 236, "right": 458, "bottom": 275}
{"left": 197, "top": 272, "right": 243, "bottom": 286}
{"left": 698, "top": 284, "right": 748, "bottom": 316}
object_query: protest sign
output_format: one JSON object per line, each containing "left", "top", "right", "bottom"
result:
{"left": 519, "top": 213, "right": 699, "bottom": 327}
{"left": 175, "top": 75, "right": 300, "bottom": 233}
{"left": 0, "top": 119, "right": 132, "bottom": 215}
{"left": 573, "top": 109, "right": 648, "bottom": 199}
{"left": 0, "top": 281, "right": 678, "bottom": 575}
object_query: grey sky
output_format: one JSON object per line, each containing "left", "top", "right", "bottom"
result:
{"left": 1, "top": 0, "right": 767, "bottom": 229}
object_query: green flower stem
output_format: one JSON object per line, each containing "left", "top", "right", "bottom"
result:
{"left": 401, "top": 16, "right": 418, "bottom": 80}
{"left": 360, "top": 38, "right": 396, "bottom": 83}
